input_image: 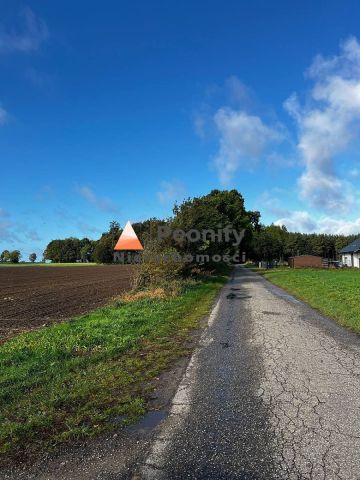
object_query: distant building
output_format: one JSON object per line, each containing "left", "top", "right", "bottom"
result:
{"left": 288, "top": 255, "right": 323, "bottom": 268}
{"left": 340, "top": 238, "right": 360, "bottom": 268}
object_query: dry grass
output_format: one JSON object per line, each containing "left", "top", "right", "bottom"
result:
{"left": 119, "top": 280, "right": 186, "bottom": 303}
{"left": 120, "top": 288, "right": 169, "bottom": 303}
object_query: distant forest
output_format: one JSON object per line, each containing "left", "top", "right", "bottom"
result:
{"left": 43, "top": 223, "right": 357, "bottom": 264}
{"left": 2, "top": 190, "right": 357, "bottom": 264}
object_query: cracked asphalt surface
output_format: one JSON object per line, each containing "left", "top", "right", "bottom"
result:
{"left": 139, "top": 266, "right": 360, "bottom": 479}
{"left": 3, "top": 266, "right": 360, "bottom": 480}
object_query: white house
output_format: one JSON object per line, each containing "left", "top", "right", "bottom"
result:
{"left": 340, "top": 237, "right": 360, "bottom": 268}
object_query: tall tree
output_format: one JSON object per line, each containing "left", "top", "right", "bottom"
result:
{"left": 9, "top": 250, "right": 21, "bottom": 263}
{"left": 44, "top": 238, "right": 86, "bottom": 263}
{"left": 171, "top": 189, "right": 254, "bottom": 262}
{"left": 0, "top": 250, "right": 11, "bottom": 263}
{"left": 94, "top": 221, "right": 122, "bottom": 263}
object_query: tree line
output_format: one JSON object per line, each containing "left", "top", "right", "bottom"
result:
{"left": 249, "top": 224, "right": 357, "bottom": 262}
{"left": 42, "top": 190, "right": 259, "bottom": 264}
{"left": 2, "top": 190, "right": 358, "bottom": 264}
{"left": 0, "top": 250, "right": 37, "bottom": 264}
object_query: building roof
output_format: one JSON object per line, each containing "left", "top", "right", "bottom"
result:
{"left": 340, "top": 237, "right": 360, "bottom": 253}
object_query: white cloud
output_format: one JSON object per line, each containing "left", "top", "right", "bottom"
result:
{"left": 205, "top": 76, "right": 252, "bottom": 107}
{"left": 213, "top": 108, "right": 283, "bottom": 183}
{"left": 194, "top": 76, "right": 288, "bottom": 182}
{"left": 0, "top": 105, "right": 9, "bottom": 125}
{"left": 257, "top": 191, "right": 291, "bottom": 217}
{"left": 0, "top": 7, "right": 48, "bottom": 54}
{"left": 0, "top": 209, "right": 40, "bottom": 245}
{"left": 316, "top": 217, "right": 360, "bottom": 235}
{"left": 157, "top": 180, "right": 185, "bottom": 204}
{"left": 194, "top": 77, "right": 254, "bottom": 141}
{"left": 76, "top": 185, "right": 120, "bottom": 213}
{"left": 222, "top": 76, "right": 251, "bottom": 104}
{"left": 274, "top": 210, "right": 360, "bottom": 235}
{"left": 274, "top": 211, "right": 317, "bottom": 233}
{"left": 285, "top": 37, "right": 360, "bottom": 213}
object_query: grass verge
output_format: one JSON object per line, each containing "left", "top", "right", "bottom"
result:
{"left": 0, "top": 274, "right": 227, "bottom": 464}
{"left": 260, "top": 268, "right": 360, "bottom": 333}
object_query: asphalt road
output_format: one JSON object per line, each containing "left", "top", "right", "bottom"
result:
{"left": 139, "top": 266, "right": 360, "bottom": 480}
{"left": 3, "top": 266, "right": 360, "bottom": 480}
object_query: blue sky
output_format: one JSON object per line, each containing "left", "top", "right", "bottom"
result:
{"left": 1, "top": 0, "right": 360, "bottom": 259}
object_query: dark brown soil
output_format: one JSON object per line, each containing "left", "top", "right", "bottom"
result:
{"left": 0, "top": 265, "right": 135, "bottom": 343}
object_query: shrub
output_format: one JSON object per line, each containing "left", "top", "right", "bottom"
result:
{"left": 132, "top": 240, "right": 186, "bottom": 290}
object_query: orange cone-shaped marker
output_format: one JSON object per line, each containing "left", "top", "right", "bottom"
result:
{"left": 114, "top": 221, "right": 144, "bottom": 251}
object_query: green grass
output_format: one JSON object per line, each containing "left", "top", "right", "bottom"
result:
{"left": 0, "top": 275, "right": 227, "bottom": 462}
{"left": 261, "top": 268, "right": 360, "bottom": 333}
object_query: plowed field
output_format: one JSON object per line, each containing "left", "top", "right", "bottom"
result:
{"left": 0, "top": 265, "right": 134, "bottom": 343}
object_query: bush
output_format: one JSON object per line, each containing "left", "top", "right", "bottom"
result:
{"left": 132, "top": 240, "right": 186, "bottom": 290}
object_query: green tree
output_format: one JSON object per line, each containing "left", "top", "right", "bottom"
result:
{"left": 132, "top": 218, "right": 167, "bottom": 247}
{"left": 94, "top": 236, "right": 116, "bottom": 263}
{"left": 29, "top": 253, "right": 37, "bottom": 263}
{"left": 94, "top": 221, "right": 122, "bottom": 263}
{"left": 0, "top": 250, "right": 11, "bottom": 262}
{"left": 171, "top": 190, "right": 254, "bottom": 264}
{"left": 253, "top": 225, "right": 286, "bottom": 262}
{"left": 80, "top": 240, "right": 96, "bottom": 262}
{"left": 43, "top": 238, "right": 90, "bottom": 263}
{"left": 9, "top": 250, "right": 21, "bottom": 263}
{"left": 250, "top": 226, "right": 360, "bottom": 262}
